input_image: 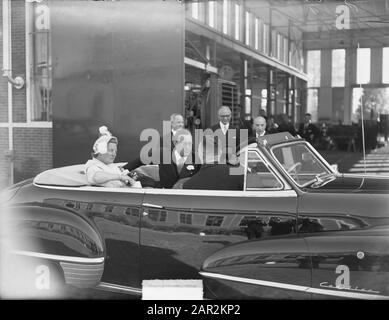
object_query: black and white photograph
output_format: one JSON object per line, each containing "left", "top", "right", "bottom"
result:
{"left": 1, "top": 0, "right": 389, "bottom": 305}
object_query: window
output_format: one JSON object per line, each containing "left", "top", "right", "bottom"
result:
{"left": 277, "top": 34, "right": 282, "bottom": 60}
{"left": 104, "top": 205, "right": 114, "bottom": 213}
{"left": 263, "top": 23, "right": 269, "bottom": 55}
{"left": 208, "top": 1, "right": 215, "bottom": 28}
{"left": 307, "top": 50, "right": 321, "bottom": 87}
{"left": 283, "top": 38, "right": 288, "bottom": 63}
{"left": 291, "top": 41, "right": 303, "bottom": 71}
{"left": 205, "top": 216, "right": 224, "bottom": 227}
{"left": 357, "top": 48, "right": 370, "bottom": 84}
{"left": 180, "top": 213, "right": 192, "bottom": 225}
{"left": 192, "top": 2, "right": 199, "bottom": 20}
{"left": 307, "top": 89, "right": 318, "bottom": 122}
{"left": 383, "top": 47, "right": 389, "bottom": 83}
{"left": 245, "top": 88, "right": 251, "bottom": 115}
{"left": 298, "top": 214, "right": 367, "bottom": 233}
{"left": 351, "top": 87, "right": 364, "bottom": 123}
{"left": 332, "top": 49, "right": 345, "bottom": 87}
{"left": 239, "top": 216, "right": 263, "bottom": 227}
{"left": 271, "top": 30, "right": 277, "bottom": 57}
{"left": 28, "top": 1, "right": 52, "bottom": 121}
{"left": 223, "top": 0, "right": 228, "bottom": 35}
{"left": 254, "top": 18, "right": 259, "bottom": 50}
{"left": 261, "top": 89, "right": 267, "bottom": 108}
{"left": 126, "top": 207, "right": 140, "bottom": 217}
{"left": 272, "top": 143, "right": 330, "bottom": 187}
{"left": 245, "top": 11, "right": 250, "bottom": 46}
{"left": 245, "top": 151, "right": 282, "bottom": 189}
{"left": 159, "top": 210, "right": 167, "bottom": 222}
{"left": 149, "top": 209, "right": 160, "bottom": 221}
{"left": 234, "top": 3, "right": 240, "bottom": 41}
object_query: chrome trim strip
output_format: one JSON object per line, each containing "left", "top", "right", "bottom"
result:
{"left": 11, "top": 250, "right": 105, "bottom": 264}
{"left": 143, "top": 203, "right": 164, "bottom": 209}
{"left": 96, "top": 282, "right": 142, "bottom": 295}
{"left": 308, "top": 287, "right": 389, "bottom": 300}
{"left": 200, "top": 272, "right": 389, "bottom": 300}
{"left": 33, "top": 183, "right": 297, "bottom": 197}
{"left": 33, "top": 183, "right": 147, "bottom": 193}
{"left": 200, "top": 271, "right": 310, "bottom": 293}
{"left": 143, "top": 189, "right": 297, "bottom": 197}
{"left": 342, "top": 173, "right": 389, "bottom": 179}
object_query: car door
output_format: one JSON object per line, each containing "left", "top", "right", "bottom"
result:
{"left": 305, "top": 230, "right": 389, "bottom": 299}
{"left": 139, "top": 148, "right": 306, "bottom": 299}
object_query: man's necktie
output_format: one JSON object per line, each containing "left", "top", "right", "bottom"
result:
{"left": 176, "top": 156, "right": 184, "bottom": 174}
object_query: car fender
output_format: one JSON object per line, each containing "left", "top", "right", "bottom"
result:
{"left": 2, "top": 203, "right": 105, "bottom": 290}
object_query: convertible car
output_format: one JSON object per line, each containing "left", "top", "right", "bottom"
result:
{"left": 1, "top": 132, "right": 389, "bottom": 299}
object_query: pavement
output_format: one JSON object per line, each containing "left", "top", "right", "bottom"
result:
{"left": 320, "top": 139, "right": 389, "bottom": 176}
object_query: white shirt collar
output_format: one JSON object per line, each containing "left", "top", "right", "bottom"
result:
{"left": 220, "top": 122, "right": 229, "bottom": 134}
{"left": 174, "top": 150, "right": 188, "bottom": 163}
{"left": 256, "top": 131, "right": 266, "bottom": 138}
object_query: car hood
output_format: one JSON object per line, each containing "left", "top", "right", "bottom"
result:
{"left": 306, "top": 174, "right": 389, "bottom": 194}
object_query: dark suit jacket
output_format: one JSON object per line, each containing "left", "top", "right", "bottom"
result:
{"left": 124, "top": 131, "right": 174, "bottom": 171}
{"left": 237, "top": 118, "right": 253, "bottom": 140}
{"left": 298, "top": 123, "right": 319, "bottom": 143}
{"left": 159, "top": 152, "right": 200, "bottom": 188}
{"left": 209, "top": 123, "right": 240, "bottom": 161}
{"left": 183, "top": 163, "right": 244, "bottom": 190}
{"left": 244, "top": 131, "right": 268, "bottom": 147}
{"left": 278, "top": 123, "right": 297, "bottom": 136}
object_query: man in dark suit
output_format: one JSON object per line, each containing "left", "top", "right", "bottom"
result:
{"left": 125, "top": 114, "right": 198, "bottom": 187}
{"left": 298, "top": 113, "right": 320, "bottom": 144}
{"left": 277, "top": 114, "right": 297, "bottom": 136}
{"left": 159, "top": 128, "right": 200, "bottom": 188}
{"left": 183, "top": 138, "right": 243, "bottom": 190}
{"left": 125, "top": 113, "right": 184, "bottom": 169}
{"left": 236, "top": 106, "right": 253, "bottom": 139}
{"left": 209, "top": 106, "right": 239, "bottom": 163}
{"left": 245, "top": 116, "right": 268, "bottom": 146}
{"left": 161, "top": 113, "right": 184, "bottom": 148}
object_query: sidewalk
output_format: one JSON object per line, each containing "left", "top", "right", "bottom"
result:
{"left": 319, "top": 141, "right": 389, "bottom": 175}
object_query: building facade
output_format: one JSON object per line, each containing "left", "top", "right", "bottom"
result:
{"left": 1, "top": 0, "right": 388, "bottom": 187}
{"left": 1, "top": 0, "right": 52, "bottom": 188}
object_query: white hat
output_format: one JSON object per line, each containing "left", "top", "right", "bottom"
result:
{"left": 93, "top": 126, "right": 118, "bottom": 154}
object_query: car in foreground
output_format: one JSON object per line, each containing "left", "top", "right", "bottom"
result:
{"left": 1, "top": 132, "right": 388, "bottom": 299}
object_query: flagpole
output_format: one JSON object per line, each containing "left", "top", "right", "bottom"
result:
{"left": 357, "top": 43, "right": 366, "bottom": 174}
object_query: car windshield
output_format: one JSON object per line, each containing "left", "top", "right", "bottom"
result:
{"left": 271, "top": 142, "right": 332, "bottom": 187}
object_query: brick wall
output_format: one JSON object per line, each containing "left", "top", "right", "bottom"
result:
{"left": 0, "top": 4, "right": 9, "bottom": 188}
{"left": 13, "top": 128, "right": 53, "bottom": 183}
{"left": 0, "top": 3, "right": 9, "bottom": 123}
{"left": 0, "top": 2, "right": 54, "bottom": 187}
{"left": 11, "top": 0, "right": 27, "bottom": 123}
{"left": 0, "top": 128, "right": 10, "bottom": 189}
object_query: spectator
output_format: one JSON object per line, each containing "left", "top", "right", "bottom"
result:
{"left": 259, "top": 108, "right": 268, "bottom": 121}
{"left": 209, "top": 106, "right": 239, "bottom": 163}
{"left": 277, "top": 113, "right": 296, "bottom": 136}
{"left": 267, "top": 116, "right": 279, "bottom": 134}
{"left": 298, "top": 113, "right": 320, "bottom": 145}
